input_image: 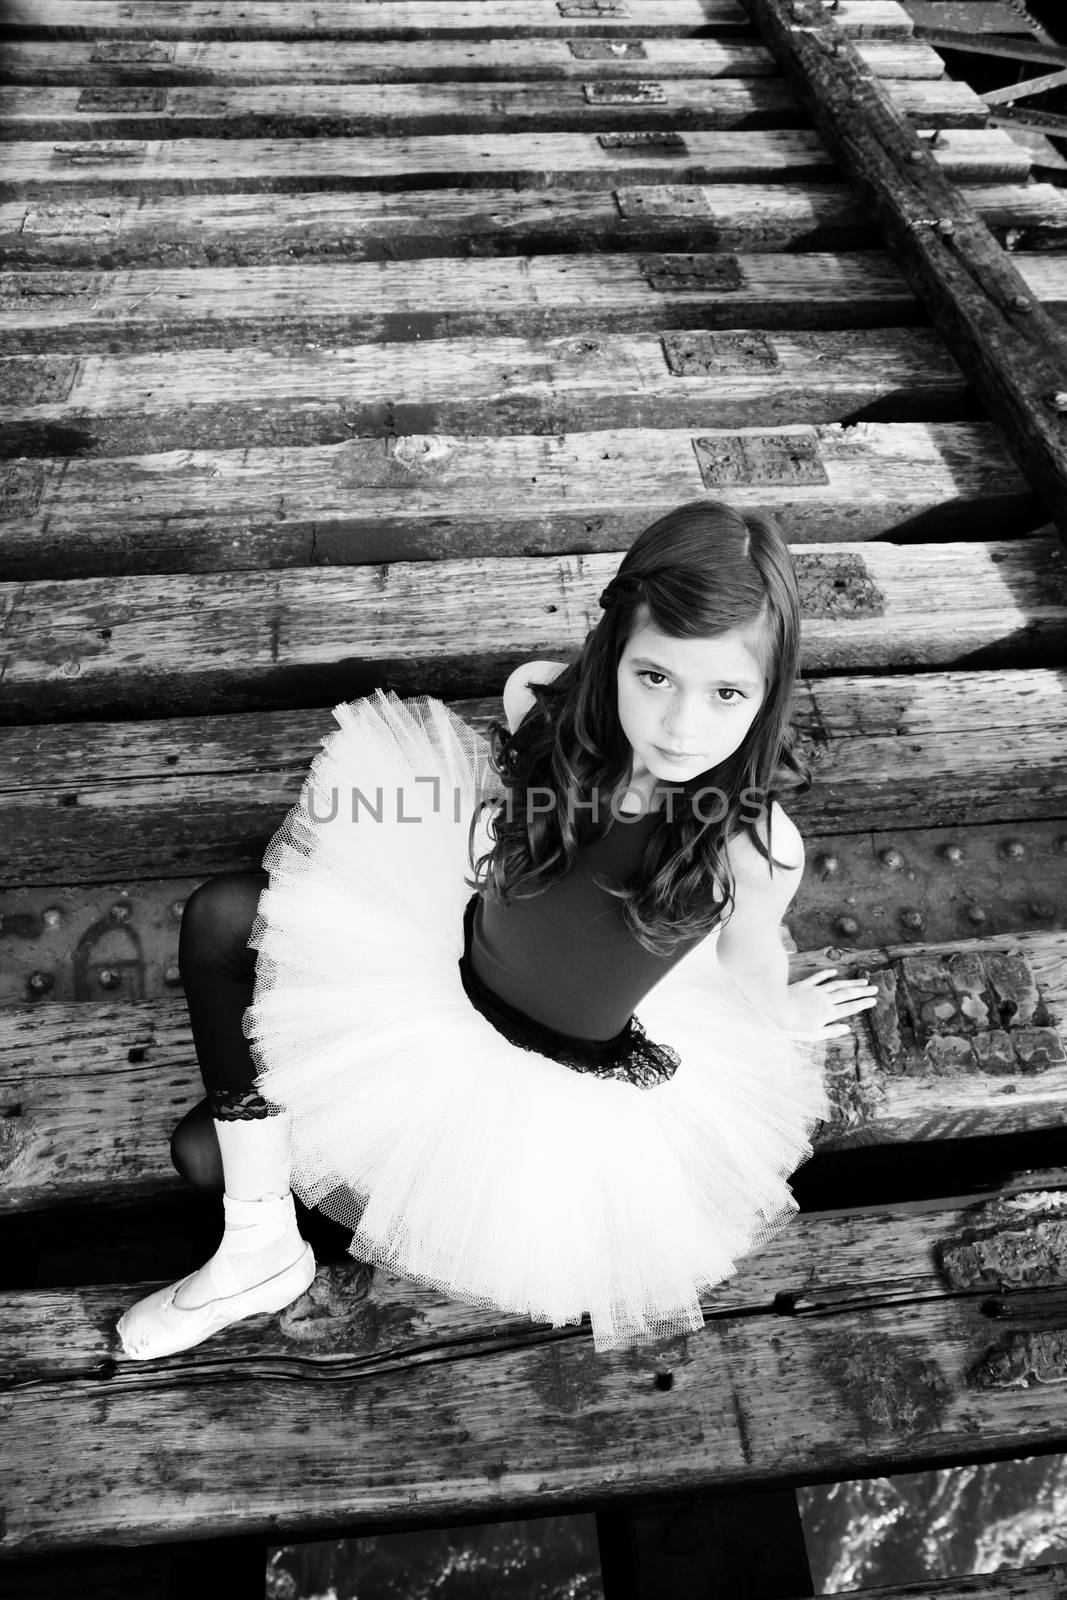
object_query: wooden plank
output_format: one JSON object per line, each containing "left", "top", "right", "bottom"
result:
{"left": 3, "top": 1168, "right": 1067, "bottom": 1552}
{"left": 0, "top": 426, "right": 1045, "bottom": 583}
{"left": 744, "top": 0, "right": 1067, "bottom": 539}
{"left": 0, "top": 536, "right": 1061, "bottom": 722}
{"left": 0, "top": 652, "right": 1064, "bottom": 879}
{"left": 0, "top": 77, "right": 991, "bottom": 139}
{"left": 0, "top": 38, "right": 951, "bottom": 86}
{"left": 0, "top": 128, "right": 1030, "bottom": 198}
{"left": 6, "top": 181, "right": 1066, "bottom": 268}
{"left": 6, "top": 250, "right": 1067, "bottom": 354}
{"left": 0, "top": 1, "right": 916, "bottom": 44}
{"left": 0, "top": 328, "right": 978, "bottom": 458}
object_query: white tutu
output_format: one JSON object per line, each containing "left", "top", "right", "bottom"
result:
{"left": 243, "top": 690, "right": 831, "bottom": 1354}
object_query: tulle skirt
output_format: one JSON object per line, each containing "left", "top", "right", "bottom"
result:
{"left": 243, "top": 690, "right": 831, "bottom": 1354}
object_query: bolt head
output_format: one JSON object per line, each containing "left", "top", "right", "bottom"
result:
{"left": 940, "top": 844, "right": 964, "bottom": 864}
{"left": 42, "top": 906, "right": 63, "bottom": 928}
{"left": 108, "top": 901, "right": 132, "bottom": 924}
{"left": 880, "top": 848, "right": 904, "bottom": 871}
{"left": 900, "top": 909, "right": 924, "bottom": 931}
{"left": 98, "top": 968, "right": 121, "bottom": 990}
{"left": 163, "top": 965, "right": 183, "bottom": 987}
{"left": 1001, "top": 839, "right": 1027, "bottom": 861}
{"left": 170, "top": 898, "right": 187, "bottom": 920}
{"left": 834, "top": 915, "right": 859, "bottom": 938}
{"left": 966, "top": 905, "right": 987, "bottom": 924}
{"left": 27, "top": 970, "right": 55, "bottom": 994}
{"left": 816, "top": 852, "right": 840, "bottom": 876}
{"left": 937, "top": 218, "right": 955, "bottom": 236}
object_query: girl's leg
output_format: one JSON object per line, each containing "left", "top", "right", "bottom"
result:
{"left": 117, "top": 872, "right": 315, "bottom": 1358}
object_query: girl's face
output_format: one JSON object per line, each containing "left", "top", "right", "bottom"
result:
{"left": 615, "top": 606, "right": 768, "bottom": 785}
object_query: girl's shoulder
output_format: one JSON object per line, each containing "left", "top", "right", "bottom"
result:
{"left": 501, "top": 659, "right": 569, "bottom": 734}
{"left": 723, "top": 801, "right": 804, "bottom": 892}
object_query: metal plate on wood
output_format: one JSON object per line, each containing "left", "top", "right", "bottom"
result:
{"left": 90, "top": 41, "right": 176, "bottom": 63}
{"left": 51, "top": 143, "right": 149, "bottom": 167}
{"left": 75, "top": 88, "right": 168, "bottom": 113}
{"left": 0, "top": 272, "right": 103, "bottom": 304}
{"left": 570, "top": 39, "right": 647, "bottom": 58}
{"left": 19, "top": 203, "right": 120, "bottom": 237}
{"left": 792, "top": 551, "right": 886, "bottom": 619}
{"left": 692, "top": 432, "right": 830, "bottom": 486}
{"left": 558, "top": 0, "right": 630, "bottom": 14}
{"left": 615, "top": 185, "right": 714, "bottom": 218}
{"left": 584, "top": 80, "right": 666, "bottom": 104}
{"left": 661, "top": 330, "right": 782, "bottom": 376}
{"left": 0, "top": 358, "right": 79, "bottom": 406}
{"left": 642, "top": 253, "right": 743, "bottom": 291}
{"left": 1, "top": 463, "right": 46, "bottom": 519}
{"left": 862, "top": 949, "right": 1065, "bottom": 1077}
{"left": 598, "top": 131, "right": 687, "bottom": 152}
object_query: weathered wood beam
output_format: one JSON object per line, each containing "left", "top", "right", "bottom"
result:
{"left": 6, "top": 181, "right": 1067, "bottom": 270}
{"left": 3, "top": 1170, "right": 1067, "bottom": 1552}
{"left": 742, "top": 0, "right": 1067, "bottom": 539}
{"left": 0, "top": 128, "right": 1028, "bottom": 199}
{"left": 0, "top": 37, "right": 949, "bottom": 87}
{"left": 0, "top": 76, "right": 990, "bottom": 140}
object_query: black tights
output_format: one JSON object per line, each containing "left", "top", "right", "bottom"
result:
{"left": 170, "top": 871, "right": 270, "bottom": 1190}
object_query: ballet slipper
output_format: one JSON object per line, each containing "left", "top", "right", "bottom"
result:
{"left": 116, "top": 1193, "right": 316, "bottom": 1361}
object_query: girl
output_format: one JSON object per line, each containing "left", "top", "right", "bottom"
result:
{"left": 118, "top": 499, "right": 877, "bottom": 1360}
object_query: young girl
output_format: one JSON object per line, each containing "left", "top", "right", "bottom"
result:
{"left": 117, "top": 499, "right": 877, "bottom": 1360}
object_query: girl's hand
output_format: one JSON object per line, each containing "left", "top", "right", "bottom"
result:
{"left": 784, "top": 969, "right": 879, "bottom": 1040}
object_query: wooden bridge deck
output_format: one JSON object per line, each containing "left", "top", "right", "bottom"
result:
{"left": 2, "top": 0, "right": 1067, "bottom": 1592}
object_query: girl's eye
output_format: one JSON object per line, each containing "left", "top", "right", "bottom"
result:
{"left": 636, "top": 671, "right": 744, "bottom": 704}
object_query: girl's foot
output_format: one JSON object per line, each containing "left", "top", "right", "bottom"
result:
{"left": 116, "top": 1192, "right": 316, "bottom": 1361}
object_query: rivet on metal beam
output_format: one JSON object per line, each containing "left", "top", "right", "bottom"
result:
{"left": 880, "top": 848, "right": 904, "bottom": 870}
{"left": 1001, "top": 839, "right": 1027, "bottom": 861}
{"left": 834, "top": 915, "right": 859, "bottom": 938}
{"left": 907, "top": 149, "right": 924, "bottom": 163}
{"left": 98, "top": 968, "right": 121, "bottom": 990}
{"left": 1046, "top": 391, "right": 1067, "bottom": 414}
{"left": 170, "top": 898, "right": 187, "bottom": 920}
{"left": 1010, "top": 295, "right": 1032, "bottom": 314}
{"left": 900, "top": 909, "right": 924, "bottom": 931}
{"left": 816, "top": 852, "right": 840, "bottom": 877}
{"left": 109, "top": 901, "right": 132, "bottom": 924}
{"left": 966, "top": 905, "right": 987, "bottom": 924}
{"left": 940, "top": 844, "right": 964, "bottom": 864}
{"left": 42, "top": 906, "right": 63, "bottom": 927}
{"left": 937, "top": 218, "right": 955, "bottom": 236}
{"left": 27, "top": 971, "right": 55, "bottom": 995}
{"left": 164, "top": 965, "right": 183, "bottom": 987}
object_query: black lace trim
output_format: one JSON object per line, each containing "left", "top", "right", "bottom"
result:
{"left": 458, "top": 896, "right": 680, "bottom": 1090}
{"left": 208, "top": 1087, "right": 282, "bottom": 1121}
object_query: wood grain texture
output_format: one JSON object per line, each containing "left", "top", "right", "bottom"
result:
{"left": 0, "top": 0, "right": 915, "bottom": 44}
{"left": 0, "top": 38, "right": 949, "bottom": 87}
{"left": 5, "top": 251, "right": 1062, "bottom": 354}
{"left": 0, "top": 327, "right": 977, "bottom": 458}
{"left": 0, "top": 76, "right": 990, "bottom": 138}
{"left": 0, "top": 424, "right": 1043, "bottom": 586}
{"left": 3, "top": 1169, "right": 1067, "bottom": 1553}
{"left": 6, "top": 181, "right": 1065, "bottom": 269}
{"left": 0, "top": 531, "right": 1062, "bottom": 720}
{"left": 0, "top": 128, "right": 1029, "bottom": 199}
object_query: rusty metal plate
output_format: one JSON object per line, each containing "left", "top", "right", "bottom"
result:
{"left": 641, "top": 253, "right": 743, "bottom": 291}
{"left": 75, "top": 88, "right": 168, "bottom": 113}
{"left": 861, "top": 949, "right": 1064, "bottom": 1078}
{"left": 792, "top": 551, "right": 886, "bottom": 619}
{"left": 558, "top": 0, "right": 630, "bottom": 14}
{"left": 570, "top": 39, "right": 647, "bottom": 58}
{"left": 0, "top": 358, "right": 79, "bottom": 406}
{"left": 0, "top": 463, "right": 45, "bottom": 519}
{"left": 18, "top": 203, "right": 120, "bottom": 237}
{"left": 789, "top": 820, "right": 1067, "bottom": 952}
{"left": 614, "top": 185, "right": 714, "bottom": 218}
{"left": 89, "top": 40, "right": 176, "bottom": 63}
{"left": 0, "top": 885, "right": 194, "bottom": 1006}
{"left": 584, "top": 80, "right": 666, "bottom": 104}
{"left": 50, "top": 142, "right": 149, "bottom": 166}
{"left": 692, "top": 432, "right": 829, "bottom": 487}
{"left": 661, "top": 330, "right": 781, "bottom": 376}
{"left": 598, "top": 130, "right": 687, "bottom": 152}
{"left": 0, "top": 272, "right": 103, "bottom": 304}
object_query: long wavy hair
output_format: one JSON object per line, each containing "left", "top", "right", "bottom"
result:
{"left": 466, "top": 500, "right": 810, "bottom": 955}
